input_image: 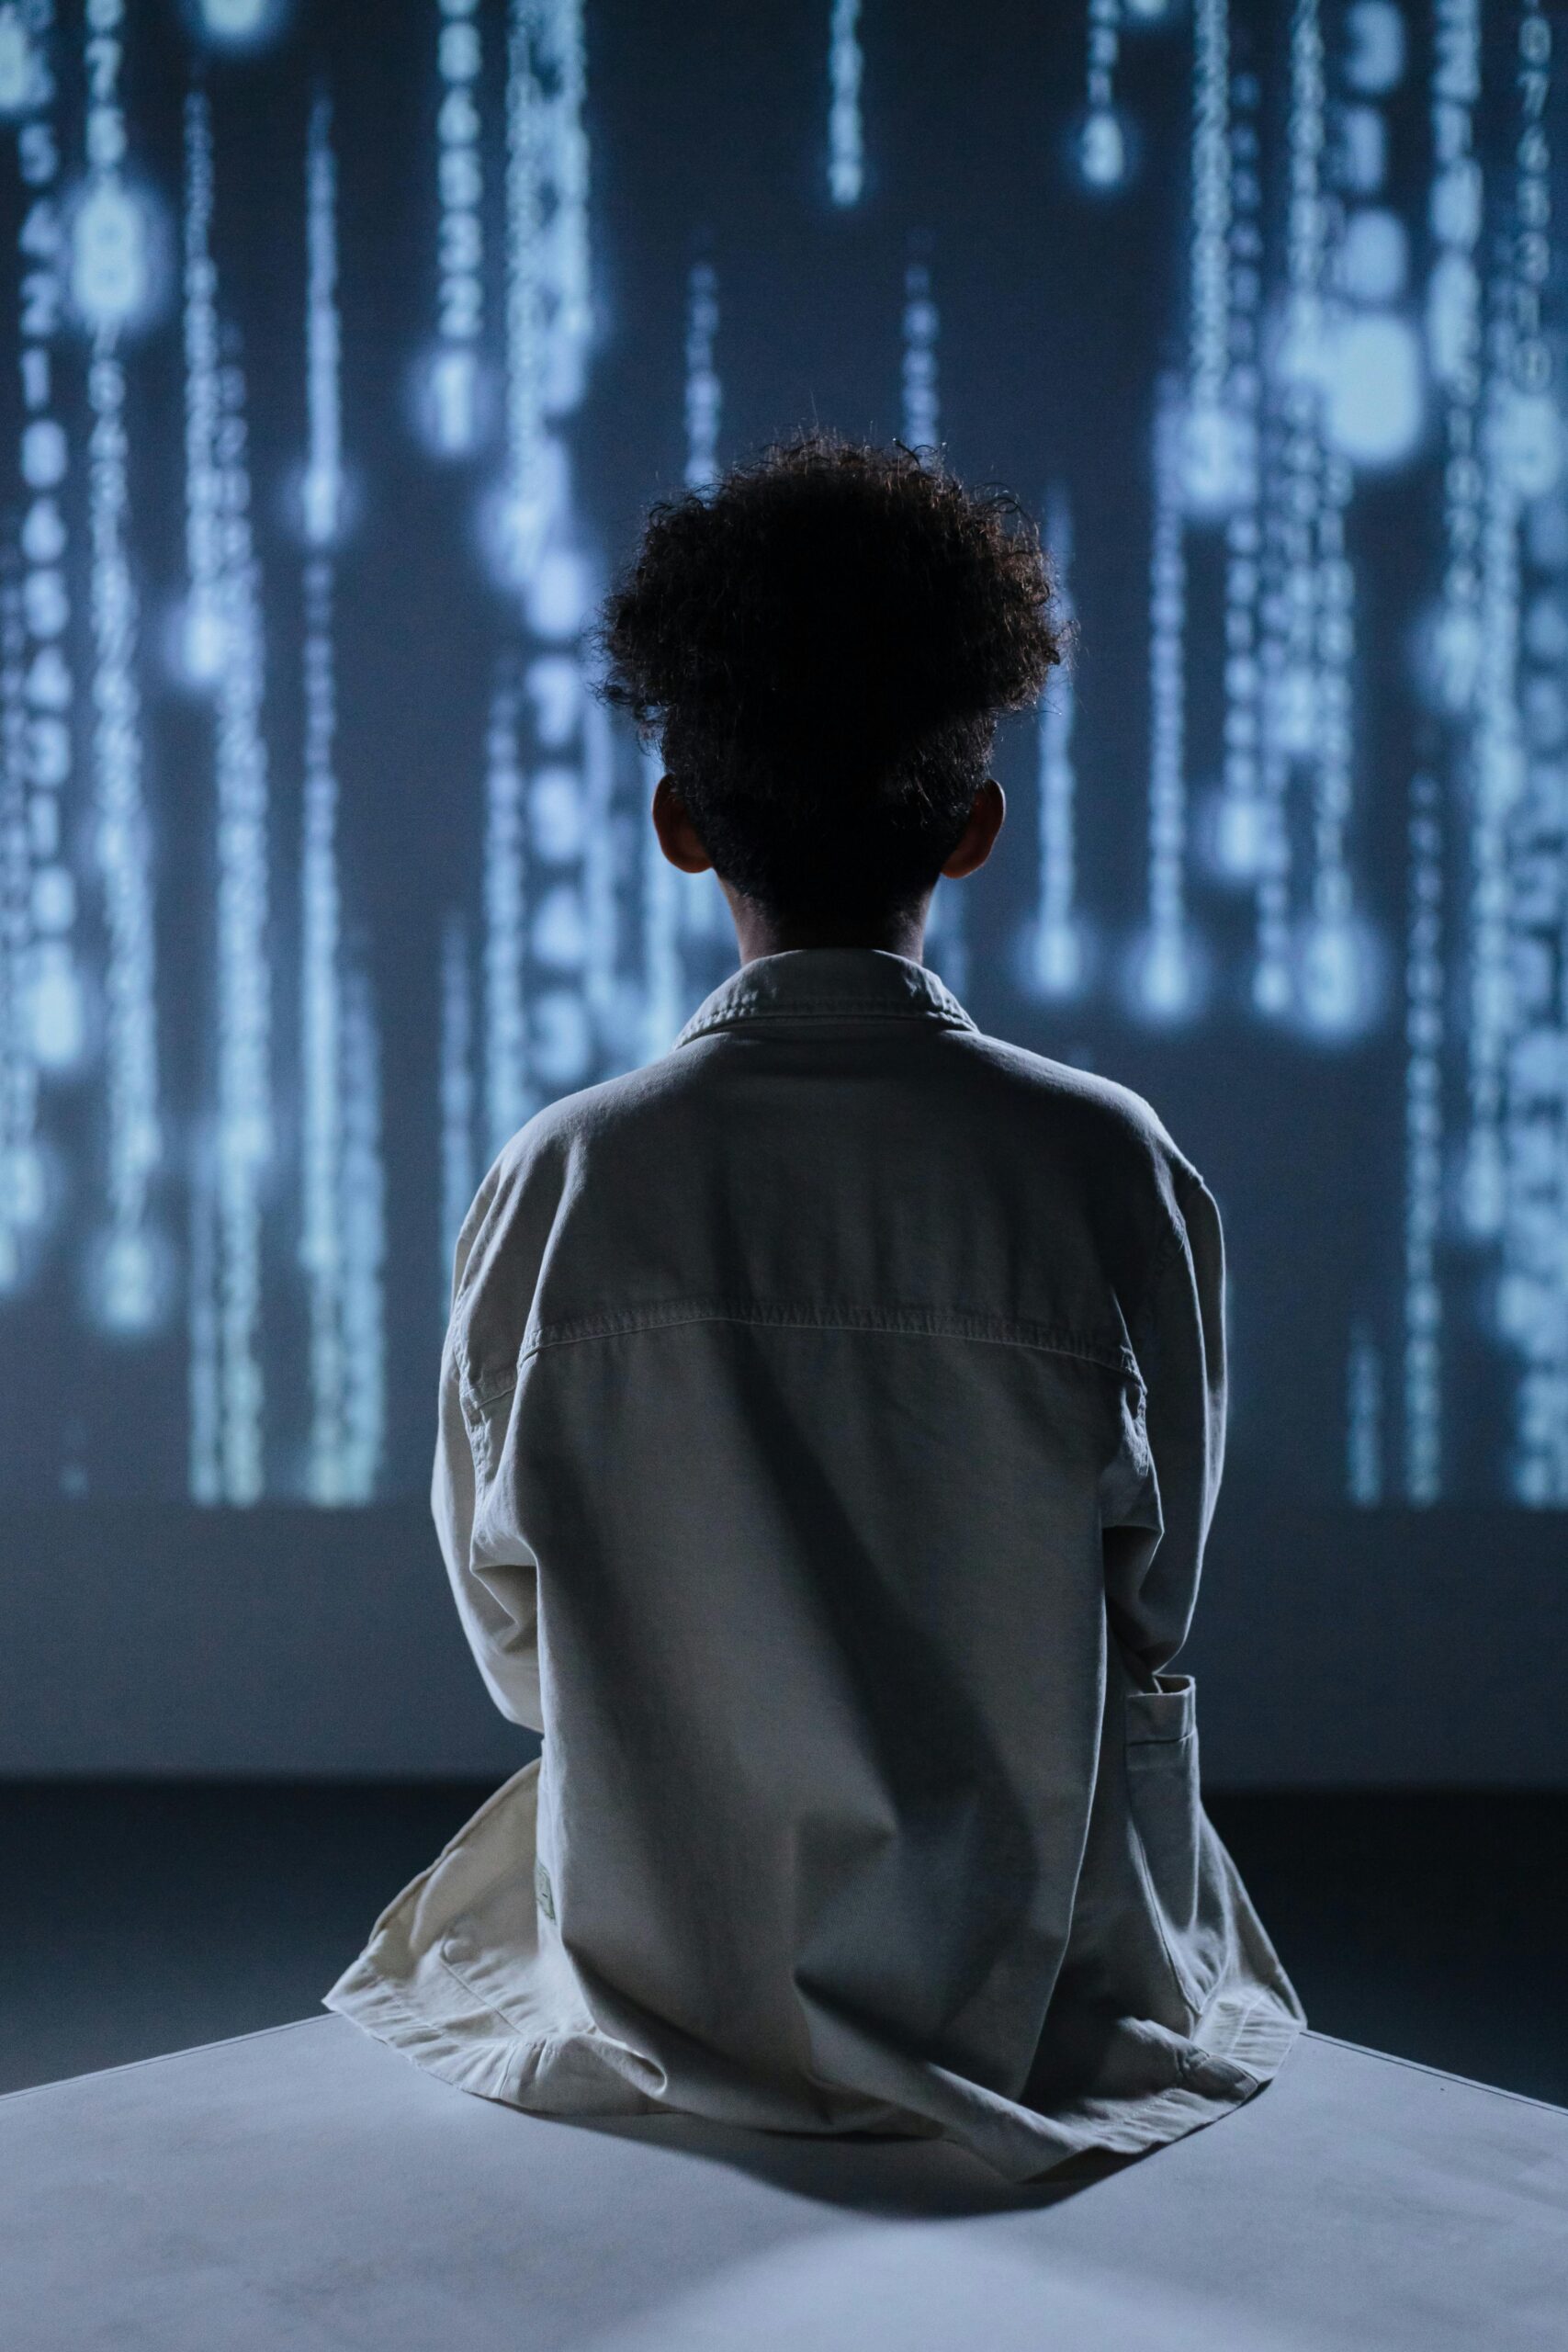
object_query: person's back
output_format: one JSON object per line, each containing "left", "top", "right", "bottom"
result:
{"left": 329, "top": 435, "right": 1303, "bottom": 2179}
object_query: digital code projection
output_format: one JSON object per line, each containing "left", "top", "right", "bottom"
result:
{"left": 1, "top": 0, "right": 1567, "bottom": 1508}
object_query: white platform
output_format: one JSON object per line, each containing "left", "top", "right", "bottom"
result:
{"left": 2, "top": 2016, "right": 1563, "bottom": 2350}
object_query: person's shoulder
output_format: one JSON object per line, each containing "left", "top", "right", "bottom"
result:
{"left": 953, "top": 1026, "right": 1215, "bottom": 1285}
{"left": 448, "top": 1063, "right": 681, "bottom": 1369}
{"left": 492, "top": 1049, "right": 698, "bottom": 1172}
{"left": 473, "top": 1052, "right": 710, "bottom": 1243}
{"left": 956, "top": 1024, "right": 1191, "bottom": 1177}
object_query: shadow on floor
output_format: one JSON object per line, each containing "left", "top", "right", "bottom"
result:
{"left": 2, "top": 1782, "right": 1563, "bottom": 2105}
{"left": 532, "top": 2104, "right": 1160, "bottom": 2219}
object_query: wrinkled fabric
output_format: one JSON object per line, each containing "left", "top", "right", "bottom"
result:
{"left": 327, "top": 947, "right": 1303, "bottom": 2180}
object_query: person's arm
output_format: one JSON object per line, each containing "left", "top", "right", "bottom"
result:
{"left": 1103, "top": 1159, "right": 1227, "bottom": 1675}
{"left": 430, "top": 1176, "right": 546, "bottom": 1732}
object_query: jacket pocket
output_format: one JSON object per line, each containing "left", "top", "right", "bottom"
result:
{"left": 1125, "top": 1674, "right": 1224, "bottom": 2018}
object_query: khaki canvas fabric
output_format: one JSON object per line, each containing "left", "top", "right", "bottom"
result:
{"left": 328, "top": 947, "right": 1303, "bottom": 2180}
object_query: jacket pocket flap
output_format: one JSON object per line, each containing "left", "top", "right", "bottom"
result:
{"left": 1125, "top": 1672, "right": 1195, "bottom": 1747}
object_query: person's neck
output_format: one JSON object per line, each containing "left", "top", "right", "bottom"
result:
{"left": 725, "top": 893, "right": 930, "bottom": 967}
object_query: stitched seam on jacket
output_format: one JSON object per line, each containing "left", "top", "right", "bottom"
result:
{"left": 467, "top": 1300, "right": 1141, "bottom": 1408}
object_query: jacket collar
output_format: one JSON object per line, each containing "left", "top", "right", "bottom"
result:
{"left": 673, "top": 948, "right": 976, "bottom": 1048}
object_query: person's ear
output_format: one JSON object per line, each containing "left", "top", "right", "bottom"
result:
{"left": 941, "top": 779, "right": 1006, "bottom": 879}
{"left": 651, "top": 776, "right": 714, "bottom": 874}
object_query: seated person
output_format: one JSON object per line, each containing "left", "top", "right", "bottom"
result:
{"left": 329, "top": 434, "right": 1303, "bottom": 2180}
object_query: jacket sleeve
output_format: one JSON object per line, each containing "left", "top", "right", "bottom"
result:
{"left": 430, "top": 1177, "right": 546, "bottom": 1733}
{"left": 1104, "top": 1159, "right": 1228, "bottom": 1674}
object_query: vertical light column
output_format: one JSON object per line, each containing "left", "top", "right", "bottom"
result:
{"left": 438, "top": 910, "right": 475, "bottom": 1290}
{"left": 0, "top": 573, "right": 36, "bottom": 1291}
{"left": 1077, "top": 0, "right": 1178, "bottom": 191}
{"left": 671, "top": 264, "right": 728, "bottom": 958}
{"left": 497, "top": 0, "right": 592, "bottom": 596}
{"left": 301, "top": 96, "right": 342, "bottom": 548}
{"left": 1252, "top": 536, "right": 1294, "bottom": 1010}
{"left": 827, "top": 0, "right": 863, "bottom": 206}
{"left": 1403, "top": 771, "right": 1443, "bottom": 1500}
{"left": 181, "top": 92, "right": 220, "bottom": 1503}
{"left": 900, "top": 260, "right": 939, "bottom": 452}
{"left": 1463, "top": 264, "right": 1524, "bottom": 1248}
{"left": 902, "top": 260, "right": 965, "bottom": 993}
{"left": 184, "top": 0, "right": 293, "bottom": 1479}
{"left": 338, "top": 959, "right": 385, "bottom": 1501}
{"left": 1079, "top": 0, "right": 1126, "bottom": 191}
{"left": 5, "top": 0, "right": 84, "bottom": 1309}
{"left": 525, "top": 651, "right": 594, "bottom": 1091}
{"left": 641, "top": 259, "right": 727, "bottom": 1063}
{"left": 1255, "top": 0, "right": 1328, "bottom": 1019}
{"left": 1495, "top": 0, "right": 1566, "bottom": 1499}
{"left": 1299, "top": 3, "right": 1419, "bottom": 1036}
{"left": 1030, "top": 489, "right": 1083, "bottom": 999}
{"left": 0, "top": 0, "right": 50, "bottom": 111}
{"left": 1504, "top": 106, "right": 1568, "bottom": 1505}
{"left": 1299, "top": 438, "right": 1359, "bottom": 1031}
{"left": 545, "top": 0, "right": 591, "bottom": 420}
{"left": 485, "top": 1, "right": 603, "bottom": 1128}
{"left": 1346, "top": 1317, "right": 1384, "bottom": 1503}
{"left": 1426, "top": 0, "right": 1483, "bottom": 726}
{"left": 427, "top": 0, "right": 486, "bottom": 457}
{"left": 2, "top": 3, "right": 70, "bottom": 1294}
{"left": 552, "top": 0, "right": 605, "bottom": 1063}
{"left": 1181, "top": 0, "right": 1267, "bottom": 980}
{"left": 299, "top": 95, "right": 381, "bottom": 1504}
{"left": 1409, "top": 0, "right": 1480, "bottom": 1494}
{"left": 498, "top": 44, "right": 606, "bottom": 1105}
{"left": 1186, "top": 1, "right": 1269, "bottom": 961}
{"left": 75, "top": 0, "right": 162, "bottom": 1330}
{"left": 192, "top": 0, "right": 284, "bottom": 46}
{"left": 1432, "top": 0, "right": 1511, "bottom": 1300}
{"left": 179, "top": 92, "right": 224, "bottom": 690}
{"left": 299, "top": 553, "right": 344, "bottom": 1490}
{"left": 299, "top": 100, "right": 344, "bottom": 1489}
{"left": 186, "top": 1129, "right": 220, "bottom": 1502}
{"left": 1213, "top": 62, "right": 1266, "bottom": 881}
{"left": 183, "top": 90, "right": 272, "bottom": 1502}
{"left": 482, "top": 676, "right": 528, "bottom": 1157}
{"left": 212, "top": 354, "right": 271, "bottom": 1503}
{"left": 501, "top": 5, "right": 547, "bottom": 588}
{"left": 1181, "top": 0, "right": 1233, "bottom": 507}
{"left": 683, "top": 260, "right": 720, "bottom": 491}
{"left": 1134, "top": 384, "right": 1198, "bottom": 1018}
{"left": 487, "top": 10, "right": 542, "bottom": 1145}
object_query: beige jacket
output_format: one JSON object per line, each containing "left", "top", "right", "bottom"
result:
{"left": 328, "top": 947, "right": 1303, "bottom": 2180}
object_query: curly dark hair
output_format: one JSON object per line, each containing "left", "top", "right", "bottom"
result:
{"left": 597, "top": 432, "right": 1066, "bottom": 920}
